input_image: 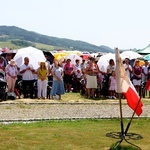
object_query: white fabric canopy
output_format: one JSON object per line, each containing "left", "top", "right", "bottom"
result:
{"left": 14, "top": 46, "right": 46, "bottom": 69}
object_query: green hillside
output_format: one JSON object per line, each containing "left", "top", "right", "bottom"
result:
{"left": 0, "top": 41, "right": 59, "bottom": 51}
{"left": 0, "top": 26, "right": 114, "bottom": 53}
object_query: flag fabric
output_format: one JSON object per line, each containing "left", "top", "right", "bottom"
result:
{"left": 145, "top": 79, "right": 150, "bottom": 91}
{"left": 115, "top": 48, "right": 143, "bottom": 116}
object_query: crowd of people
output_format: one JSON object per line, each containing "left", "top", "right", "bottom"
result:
{"left": 0, "top": 52, "right": 149, "bottom": 100}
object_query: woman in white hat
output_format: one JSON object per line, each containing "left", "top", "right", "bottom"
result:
{"left": 5, "top": 59, "right": 18, "bottom": 92}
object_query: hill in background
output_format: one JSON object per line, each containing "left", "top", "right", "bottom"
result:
{"left": 0, "top": 26, "right": 114, "bottom": 53}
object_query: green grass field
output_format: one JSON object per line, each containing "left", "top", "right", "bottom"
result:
{"left": 0, "top": 118, "right": 149, "bottom": 150}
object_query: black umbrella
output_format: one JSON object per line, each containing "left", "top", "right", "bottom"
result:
{"left": 42, "top": 50, "right": 54, "bottom": 64}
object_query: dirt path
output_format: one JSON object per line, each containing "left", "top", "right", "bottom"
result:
{"left": 0, "top": 99, "right": 149, "bottom": 123}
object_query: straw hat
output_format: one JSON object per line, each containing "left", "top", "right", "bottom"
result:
{"left": 9, "top": 59, "right": 16, "bottom": 66}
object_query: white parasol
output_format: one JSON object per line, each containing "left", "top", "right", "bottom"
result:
{"left": 14, "top": 46, "right": 46, "bottom": 69}
{"left": 97, "top": 53, "right": 115, "bottom": 73}
{"left": 65, "top": 54, "right": 82, "bottom": 65}
{"left": 120, "top": 51, "right": 142, "bottom": 60}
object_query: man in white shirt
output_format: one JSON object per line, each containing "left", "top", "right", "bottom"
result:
{"left": 142, "top": 60, "right": 149, "bottom": 83}
{"left": 20, "top": 57, "right": 35, "bottom": 99}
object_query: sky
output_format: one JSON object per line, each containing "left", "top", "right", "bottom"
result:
{"left": 0, "top": 0, "right": 150, "bottom": 50}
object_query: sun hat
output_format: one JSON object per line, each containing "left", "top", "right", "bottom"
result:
{"left": 9, "top": 59, "right": 16, "bottom": 66}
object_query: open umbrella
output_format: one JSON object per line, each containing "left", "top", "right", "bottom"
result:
{"left": 53, "top": 52, "right": 67, "bottom": 60}
{"left": 144, "top": 54, "right": 150, "bottom": 61}
{"left": 65, "top": 50, "right": 82, "bottom": 56}
{"left": 14, "top": 46, "right": 46, "bottom": 69}
{"left": 1, "top": 47, "right": 9, "bottom": 53}
{"left": 1, "top": 49, "right": 18, "bottom": 58}
{"left": 42, "top": 50, "right": 54, "bottom": 64}
{"left": 120, "top": 51, "right": 142, "bottom": 60}
{"left": 65, "top": 54, "right": 82, "bottom": 65}
{"left": 3, "top": 49, "right": 17, "bottom": 54}
{"left": 97, "top": 53, "right": 115, "bottom": 73}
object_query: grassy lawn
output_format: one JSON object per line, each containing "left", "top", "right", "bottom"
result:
{"left": 60, "top": 92, "right": 150, "bottom": 105}
{"left": 0, "top": 118, "right": 149, "bottom": 150}
{"left": 1, "top": 90, "right": 150, "bottom": 150}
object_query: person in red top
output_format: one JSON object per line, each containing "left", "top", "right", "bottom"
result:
{"left": 132, "top": 59, "right": 142, "bottom": 93}
{"left": 63, "top": 58, "right": 74, "bottom": 92}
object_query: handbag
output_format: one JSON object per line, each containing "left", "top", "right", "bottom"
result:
{"left": 6, "top": 92, "right": 16, "bottom": 100}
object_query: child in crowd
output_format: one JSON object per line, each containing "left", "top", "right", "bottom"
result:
{"left": 108, "top": 70, "right": 116, "bottom": 99}
{"left": 73, "top": 68, "right": 83, "bottom": 92}
{"left": 76, "top": 68, "right": 83, "bottom": 79}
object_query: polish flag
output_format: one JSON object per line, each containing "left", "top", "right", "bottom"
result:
{"left": 145, "top": 80, "right": 150, "bottom": 91}
{"left": 115, "top": 48, "right": 143, "bottom": 116}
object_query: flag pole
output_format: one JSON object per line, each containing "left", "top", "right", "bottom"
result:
{"left": 112, "top": 93, "right": 125, "bottom": 148}
{"left": 110, "top": 48, "right": 125, "bottom": 148}
{"left": 125, "top": 81, "right": 145, "bottom": 135}
{"left": 114, "top": 91, "right": 143, "bottom": 150}
{"left": 107, "top": 92, "right": 126, "bottom": 149}
{"left": 116, "top": 48, "right": 124, "bottom": 138}
{"left": 118, "top": 93, "right": 124, "bottom": 138}
{"left": 106, "top": 48, "right": 143, "bottom": 149}
{"left": 124, "top": 91, "right": 143, "bottom": 135}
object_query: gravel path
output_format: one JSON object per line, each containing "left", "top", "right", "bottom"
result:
{"left": 0, "top": 100, "right": 150, "bottom": 123}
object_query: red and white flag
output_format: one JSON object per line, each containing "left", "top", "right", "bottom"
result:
{"left": 145, "top": 80, "right": 150, "bottom": 91}
{"left": 115, "top": 48, "right": 143, "bottom": 116}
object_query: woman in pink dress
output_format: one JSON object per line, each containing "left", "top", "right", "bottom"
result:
{"left": 108, "top": 70, "right": 116, "bottom": 99}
